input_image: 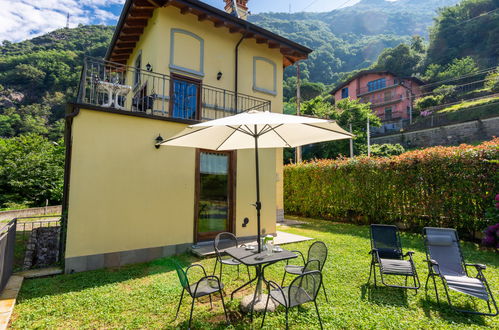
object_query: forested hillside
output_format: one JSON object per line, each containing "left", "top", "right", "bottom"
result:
{"left": 1, "top": 0, "right": 497, "bottom": 208}
{"left": 0, "top": 25, "right": 114, "bottom": 140}
{"left": 250, "top": 0, "right": 461, "bottom": 84}
{"left": 0, "top": 0, "right": 461, "bottom": 141}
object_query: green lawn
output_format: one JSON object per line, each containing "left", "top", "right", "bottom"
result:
{"left": 438, "top": 96, "right": 499, "bottom": 113}
{"left": 11, "top": 218, "right": 499, "bottom": 329}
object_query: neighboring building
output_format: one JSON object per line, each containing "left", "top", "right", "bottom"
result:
{"left": 331, "top": 70, "right": 423, "bottom": 132}
{"left": 62, "top": 0, "right": 311, "bottom": 273}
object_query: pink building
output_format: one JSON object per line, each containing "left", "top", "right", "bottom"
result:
{"left": 331, "top": 70, "right": 423, "bottom": 126}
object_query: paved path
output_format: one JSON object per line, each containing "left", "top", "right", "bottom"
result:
{"left": 0, "top": 276, "right": 23, "bottom": 330}
{"left": 192, "top": 230, "right": 313, "bottom": 257}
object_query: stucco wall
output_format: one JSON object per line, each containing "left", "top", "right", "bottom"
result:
{"left": 334, "top": 73, "right": 420, "bottom": 121}
{"left": 125, "top": 5, "right": 284, "bottom": 219}
{"left": 65, "top": 109, "right": 278, "bottom": 269}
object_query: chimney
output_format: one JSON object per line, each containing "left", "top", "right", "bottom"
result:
{"left": 224, "top": 0, "right": 249, "bottom": 20}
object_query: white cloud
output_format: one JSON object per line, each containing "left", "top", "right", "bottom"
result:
{"left": 0, "top": 0, "right": 124, "bottom": 42}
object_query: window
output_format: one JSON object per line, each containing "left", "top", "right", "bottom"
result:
{"left": 171, "top": 75, "right": 200, "bottom": 120}
{"left": 341, "top": 87, "right": 349, "bottom": 98}
{"left": 253, "top": 57, "right": 277, "bottom": 95}
{"left": 170, "top": 29, "right": 205, "bottom": 77}
{"left": 134, "top": 53, "right": 141, "bottom": 88}
{"left": 367, "top": 78, "right": 386, "bottom": 92}
{"left": 384, "top": 107, "right": 392, "bottom": 120}
{"left": 407, "top": 106, "right": 411, "bottom": 117}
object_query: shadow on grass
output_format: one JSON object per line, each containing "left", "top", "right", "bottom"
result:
{"left": 287, "top": 216, "right": 499, "bottom": 268}
{"left": 420, "top": 292, "right": 489, "bottom": 326}
{"left": 360, "top": 284, "right": 409, "bottom": 307}
{"left": 17, "top": 253, "right": 199, "bottom": 301}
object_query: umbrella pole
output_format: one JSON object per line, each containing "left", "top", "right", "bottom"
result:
{"left": 254, "top": 130, "right": 262, "bottom": 253}
{"left": 254, "top": 129, "right": 264, "bottom": 300}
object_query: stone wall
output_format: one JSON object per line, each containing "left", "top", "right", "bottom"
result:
{"left": 23, "top": 227, "right": 61, "bottom": 270}
{"left": 372, "top": 116, "right": 499, "bottom": 148}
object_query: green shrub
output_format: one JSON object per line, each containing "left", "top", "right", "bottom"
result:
{"left": 485, "top": 69, "right": 499, "bottom": 92}
{"left": 414, "top": 94, "right": 444, "bottom": 111}
{"left": 284, "top": 138, "right": 499, "bottom": 239}
{"left": 368, "top": 143, "right": 405, "bottom": 157}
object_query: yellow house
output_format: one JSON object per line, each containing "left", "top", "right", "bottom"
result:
{"left": 63, "top": 0, "right": 311, "bottom": 273}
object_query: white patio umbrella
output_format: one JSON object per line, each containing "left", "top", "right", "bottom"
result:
{"left": 160, "top": 110, "right": 353, "bottom": 252}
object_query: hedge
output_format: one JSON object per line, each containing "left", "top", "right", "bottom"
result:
{"left": 284, "top": 138, "right": 499, "bottom": 239}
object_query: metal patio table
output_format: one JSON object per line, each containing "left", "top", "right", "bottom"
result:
{"left": 225, "top": 246, "right": 297, "bottom": 320}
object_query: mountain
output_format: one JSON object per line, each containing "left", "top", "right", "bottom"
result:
{"left": 0, "top": 25, "right": 114, "bottom": 139}
{"left": 0, "top": 0, "right": 464, "bottom": 140}
{"left": 249, "top": 0, "right": 461, "bottom": 84}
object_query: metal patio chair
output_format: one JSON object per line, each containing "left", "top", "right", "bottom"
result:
{"left": 173, "top": 261, "right": 229, "bottom": 328}
{"left": 262, "top": 269, "right": 323, "bottom": 329}
{"left": 423, "top": 227, "right": 498, "bottom": 316}
{"left": 368, "top": 224, "right": 420, "bottom": 290}
{"left": 213, "top": 232, "right": 251, "bottom": 283}
{"left": 281, "top": 240, "right": 329, "bottom": 302}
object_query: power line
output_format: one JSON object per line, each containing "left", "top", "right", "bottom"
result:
{"left": 421, "top": 65, "right": 498, "bottom": 89}
{"left": 430, "top": 7, "right": 499, "bottom": 35}
{"left": 301, "top": 0, "right": 357, "bottom": 13}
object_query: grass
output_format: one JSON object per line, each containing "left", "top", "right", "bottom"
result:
{"left": 438, "top": 96, "right": 499, "bottom": 113}
{"left": 11, "top": 218, "right": 499, "bottom": 329}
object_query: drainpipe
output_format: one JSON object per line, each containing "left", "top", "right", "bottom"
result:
{"left": 235, "top": 25, "right": 249, "bottom": 112}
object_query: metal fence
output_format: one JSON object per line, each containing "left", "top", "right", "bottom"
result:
{"left": 15, "top": 216, "right": 62, "bottom": 241}
{"left": 78, "top": 57, "right": 271, "bottom": 121}
{"left": 0, "top": 219, "right": 16, "bottom": 292}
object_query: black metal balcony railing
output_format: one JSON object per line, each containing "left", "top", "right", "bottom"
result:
{"left": 77, "top": 57, "right": 271, "bottom": 121}
{"left": 356, "top": 79, "right": 402, "bottom": 96}
{"left": 360, "top": 93, "right": 403, "bottom": 107}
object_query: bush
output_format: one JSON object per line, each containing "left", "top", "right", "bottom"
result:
{"left": 485, "top": 69, "right": 499, "bottom": 93}
{"left": 365, "top": 144, "right": 405, "bottom": 157}
{"left": 414, "top": 95, "right": 444, "bottom": 111}
{"left": 284, "top": 138, "right": 499, "bottom": 239}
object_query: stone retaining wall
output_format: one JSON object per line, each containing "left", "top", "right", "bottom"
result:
{"left": 372, "top": 116, "right": 499, "bottom": 148}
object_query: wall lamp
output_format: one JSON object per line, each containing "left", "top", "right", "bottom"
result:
{"left": 217, "top": 71, "right": 223, "bottom": 80}
{"left": 155, "top": 134, "right": 164, "bottom": 149}
{"left": 146, "top": 63, "right": 153, "bottom": 72}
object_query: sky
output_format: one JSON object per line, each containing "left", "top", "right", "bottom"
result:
{"left": 0, "top": 0, "right": 371, "bottom": 43}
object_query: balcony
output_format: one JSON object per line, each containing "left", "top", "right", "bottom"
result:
{"left": 77, "top": 57, "right": 271, "bottom": 122}
{"left": 359, "top": 93, "right": 403, "bottom": 108}
{"left": 356, "top": 79, "right": 401, "bottom": 96}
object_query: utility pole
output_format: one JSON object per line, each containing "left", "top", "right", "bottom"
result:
{"left": 295, "top": 63, "right": 302, "bottom": 163}
{"left": 408, "top": 92, "right": 413, "bottom": 125}
{"left": 66, "top": 13, "right": 70, "bottom": 29}
{"left": 349, "top": 123, "right": 353, "bottom": 157}
{"left": 367, "top": 116, "right": 371, "bottom": 157}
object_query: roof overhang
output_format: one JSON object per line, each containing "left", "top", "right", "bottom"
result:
{"left": 106, "top": 0, "right": 312, "bottom": 67}
{"left": 330, "top": 70, "right": 425, "bottom": 95}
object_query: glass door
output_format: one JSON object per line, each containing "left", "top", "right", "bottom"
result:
{"left": 196, "top": 151, "right": 234, "bottom": 241}
{"left": 171, "top": 75, "right": 200, "bottom": 120}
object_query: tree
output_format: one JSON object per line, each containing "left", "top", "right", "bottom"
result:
{"left": 373, "top": 43, "right": 424, "bottom": 77}
{"left": 0, "top": 134, "right": 64, "bottom": 207}
{"left": 426, "top": 0, "right": 499, "bottom": 67}
{"left": 410, "top": 35, "right": 426, "bottom": 53}
{"left": 300, "top": 81, "right": 325, "bottom": 101}
{"left": 423, "top": 57, "right": 479, "bottom": 82}
{"left": 300, "top": 97, "right": 381, "bottom": 159}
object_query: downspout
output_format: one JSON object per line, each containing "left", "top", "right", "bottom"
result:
{"left": 235, "top": 25, "right": 249, "bottom": 112}
{"left": 61, "top": 104, "right": 80, "bottom": 268}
